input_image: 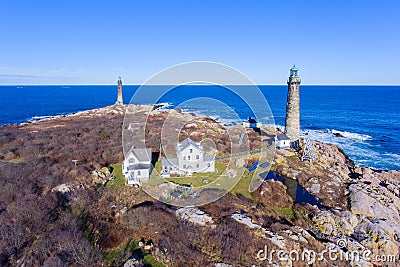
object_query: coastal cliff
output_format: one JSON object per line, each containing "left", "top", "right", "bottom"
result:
{"left": 0, "top": 105, "right": 398, "bottom": 266}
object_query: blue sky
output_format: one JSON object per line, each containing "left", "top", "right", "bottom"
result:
{"left": 0, "top": 0, "right": 399, "bottom": 85}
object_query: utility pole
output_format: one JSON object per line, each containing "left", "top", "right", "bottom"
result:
{"left": 72, "top": 159, "right": 78, "bottom": 170}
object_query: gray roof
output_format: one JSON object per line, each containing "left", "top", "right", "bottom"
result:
{"left": 127, "top": 163, "right": 151, "bottom": 170}
{"left": 277, "top": 134, "right": 290, "bottom": 141}
{"left": 204, "top": 155, "right": 215, "bottom": 162}
{"left": 128, "top": 148, "right": 152, "bottom": 162}
{"left": 177, "top": 138, "right": 201, "bottom": 152}
{"left": 162, "top": 157, "right": 178, "bottom": 167}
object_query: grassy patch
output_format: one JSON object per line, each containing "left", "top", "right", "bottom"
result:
{"left": 167, "top": 161, "right": 227, "bottom": 186}
{"left": 144, "top": 160, "right": 266, "bottom": 201}
{"left": 154, "top": 159, "right": 162, "bottom": 173}
{"left": 101, "top": 241, "right": 137, "bottom": 265}
{"left": 99, "top": 133, "right": 110, "bottom": 139}
{"left": 166, "top": 176, "right": 210, "bottom": 187}
{"left": 164, "top": 161, "right": 256, "bottom": 200}
{"left": 272, "top": 204, "right": 295, "bottom": 221}
{"left": 143, "top": 254, "right": 165, "bottom": 267}
{"left": 229, "top": 170, "right": 254, "bottom": 199}
{"left": 228, "top": 161, "right": 267, "bottom": 199}
{"left": 9, "top": 157, "right": 24, "bottom": 163}
{"left": 102, "top": 249, "right": 122, "bottom": 266}
{"left": 101, "top": 241, "right": 165, "bottom": 267}
{"left": 150, "top": 160, "right": 162, "bottom": 179}
{"left": 107, "top": 163, "right": 126, "bottom": 187}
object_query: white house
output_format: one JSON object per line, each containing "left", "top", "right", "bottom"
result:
{"left": 122, "top": 147, "right": 153, "bottom": 185}
{"left": 275, "top": 134, "right": 291, "bottom": 149}
{"left": 242, "top": 117, "right": 262, "bottom": 129}
{"left": 161, "top": 138, "right": 215, "bottom": 176}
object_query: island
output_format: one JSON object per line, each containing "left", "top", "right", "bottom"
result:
{"left": 0, "top": 104, "right": 399, "bottom": 266}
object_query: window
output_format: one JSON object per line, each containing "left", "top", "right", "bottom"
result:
{"left": 138, "top": 170, "right": 141, "bottom": 175}
{"left": 196, "top": 164, "right": 199, "bottom": 168}
{"left": 183, "top": 164, "right": 186, "bottom": 168}
{"left": 183, "top": 156, "right": 186, "bottom": 160}
{"left": 129, "top": 158, "right": 135, "bottom": 163}
{"left": 188, "top": 156, "right": 191, "bottom": 160}
{"left": 190, "top": 149, "right": 193, "bottom": 153}
{"left": 196, "top": 155, "right": 199, "bottom": 160}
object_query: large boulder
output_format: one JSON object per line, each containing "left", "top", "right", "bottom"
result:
{"left": 356, "top": 220, "right": 399, "bottom": 257}
{"left": 349, "top": 183, "right": 400, "bottom": 221}
{"left": 312, "top": 209, "right": 358, "bottom": 236}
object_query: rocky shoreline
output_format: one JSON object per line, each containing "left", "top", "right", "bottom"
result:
{"left": 272, "top": 137, "right": 400, "bottom": 266}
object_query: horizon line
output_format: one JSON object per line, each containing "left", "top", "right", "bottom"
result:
{"left": 1, "top": 83, "right": 400, "bottom": 86}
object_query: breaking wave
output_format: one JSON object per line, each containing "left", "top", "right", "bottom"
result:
{"left": 331, "top": 129, "right": 372, "bottom": 141}
{"left": 302, "top": 129, "right": 372, "bottom": 143}
{"left": 30, "top": 115, "right": 54, "bottom": 121}
{"left": 302, "top": 128, "right": 400, "bottom": 169}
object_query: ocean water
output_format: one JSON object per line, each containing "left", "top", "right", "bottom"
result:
{"left": 1, "top": 85, "right": 399, "bottom": 170}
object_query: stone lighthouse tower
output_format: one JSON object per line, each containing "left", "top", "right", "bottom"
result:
{"left": 284, "top": 65, "right": 301, "bottom": 149}
{"left": 115, "top": 76, "right": 123, "bottom": 105}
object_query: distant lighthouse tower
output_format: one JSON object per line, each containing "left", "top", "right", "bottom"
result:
{"left": 115, "top": 76, "right": 123, "bottom": 105}
{"left": 284, "top": 65, "right": 301, "bottom": 149}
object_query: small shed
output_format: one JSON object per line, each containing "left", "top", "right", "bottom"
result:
{"left": 275, "top": 134, "right": 291, "bottom": 149}
{"left": 242, "top": 117, "right": 262, "bottom": 129}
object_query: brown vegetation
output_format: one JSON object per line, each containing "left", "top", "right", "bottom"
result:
{"left": 0, "top": 107, "right": 333, "bottom": 266}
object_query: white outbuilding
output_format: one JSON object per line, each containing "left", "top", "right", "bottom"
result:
{"left": 275, "top": 134, "right": 291, "bottom": 149}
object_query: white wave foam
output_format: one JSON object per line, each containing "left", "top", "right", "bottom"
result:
{"left": 331, "top": 129, "right": 372, "bottom": 141}
{"left": 209, "top": 115, "right": 239, "bottom": 127}
{"left": 301, "top": 128, "right": 400, "bottom": 169}
{"left": 30, "top": 115, "right": 53, "bottom": 121}
{"left": 302, "top": 129, "right": 372, "bottom": 143}
{"left": 155, "top": 102, "right": 173, "bottom": 110}
{"left": 384, "top": 153, "right": 400, "bottom": 159}
{"left": 179, "top": 108, "right": 192, "bottom": 113}
{"left": 383, "top": 153, "right": 400, "bottom": 165}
